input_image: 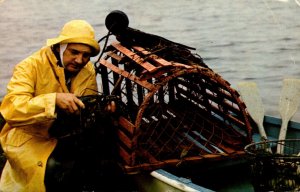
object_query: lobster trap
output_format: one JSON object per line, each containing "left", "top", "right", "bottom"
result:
{"left": 94, "top": 12, "right": 254, "bottom": 174}
{"left": 94, "top": 37, "right": 253, "bottom": 174}
{"left": 245, "top": 139, "right": 300, "bottom": 191}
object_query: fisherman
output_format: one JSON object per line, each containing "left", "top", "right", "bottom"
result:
{"left": 0, "top": 20, "right": 114, "bottom": 191}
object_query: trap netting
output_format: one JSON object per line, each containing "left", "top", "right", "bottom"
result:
{"left": 94, "top": 39, "right": 253, "bottom": 174}
{"left": 245, "top": 139, "right": 300, "bottom": 192}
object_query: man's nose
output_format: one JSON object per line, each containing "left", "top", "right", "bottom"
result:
{"left": 75, "top": 54, "right": 83, "bottom": 64}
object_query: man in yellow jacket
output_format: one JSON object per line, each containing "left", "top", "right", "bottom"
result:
{"left": 0, "top": 20, "right": 101, "bottom": 191}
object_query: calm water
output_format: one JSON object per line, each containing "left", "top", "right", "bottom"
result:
{"left": 0, "top": 0, "right": 300, "bottom": 120}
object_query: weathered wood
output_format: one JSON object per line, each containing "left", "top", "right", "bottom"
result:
{"left": 98, "top": 39, "right": 253, "bottom": 174}
{"left": 111, "top": 42, "right": 158, "bottom": 73}
{"left": 118, "top": 145, "right": 133, "bottom": 165}
{"left": 132, "top": 46, "right": 172, "bottom": 67}
{"left": 118, "top": 116, "right": 135, "bottom": 135}
{"left": 117, "top": 129, "right": 133, "bottom": 149}
{"left": 122, "top": 151, "right": 246, "bottom": 173}
{"left": 100, "top": 59, "right": 155, "bottom": 90}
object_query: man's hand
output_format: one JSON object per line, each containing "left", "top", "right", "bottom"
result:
{"left": 56, "top": 93, "right": 85, "bottom": 115}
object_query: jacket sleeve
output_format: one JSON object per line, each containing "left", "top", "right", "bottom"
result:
{"left": 0, "top": 61, "right": 56, "bottom": 127}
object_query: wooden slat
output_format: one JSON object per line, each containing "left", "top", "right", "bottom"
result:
{"left": 117, "top": 129, "right": 133, "bottom": 149}
{"left": 118, "top": 116, "right": 135, "bottom": 135}
{"left": 106, "top": 51, "right": 123, "bottom": 62}
{"left": 111, "top": 42, "right": 158, "bottom": 73}
{"left": 175, "top": 83, "right": 241, "bottom": 115}
{"left": 118, "top": 145, "right": 132, "bottom": 165}
{"left": 122, "top": 151, "right": 246, "bottom": 174}
{"left": 175, "top": 87, "right": 246, "bottom": 129}
{"left": 100, "top": 59, "right": 155, "bottom": 90}
{"left": 132, "top": 45, "right": 193, "bottom": 69}
{"left": 132, "top": 46, "right": 172, "bottom": 67}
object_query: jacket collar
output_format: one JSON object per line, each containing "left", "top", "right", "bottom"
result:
{"left": 45, "top": 46, "right": 69, "bottom": 93}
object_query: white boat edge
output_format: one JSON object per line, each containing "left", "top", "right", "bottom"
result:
{"left": 148, "top": 169, "right": 214, "bottom": 192}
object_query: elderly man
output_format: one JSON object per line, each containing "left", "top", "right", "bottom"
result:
{"left": 0, "top": 20, "right": 102, "bottom": 191}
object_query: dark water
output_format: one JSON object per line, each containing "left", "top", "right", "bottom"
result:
{"left": 1, "top": 0, "right": 300, "bottom": 121}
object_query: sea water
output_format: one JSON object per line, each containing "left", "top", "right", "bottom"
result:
{"left": 0, "top": 0, "right": 299, "bottom": 120}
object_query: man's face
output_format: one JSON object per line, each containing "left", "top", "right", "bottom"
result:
{"left": 63, "top": 43, "right": 92, "bottom": 73}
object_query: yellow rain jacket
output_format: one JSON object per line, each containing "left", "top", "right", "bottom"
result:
{"left": 0, "top": 46, "right": 98, "bottom": 192}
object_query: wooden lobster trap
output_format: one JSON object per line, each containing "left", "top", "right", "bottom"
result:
{"left": 95, "top": 27, "right": 253, "bottom": 174}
